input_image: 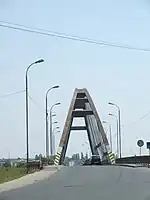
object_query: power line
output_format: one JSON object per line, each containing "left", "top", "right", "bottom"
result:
{"left": 28, "top": 95, "right": 45, "bottom": 111}
{"left": 139, "top": 111, "right": 150, "bottom": 120}
{"left": 0, "top": 90, "right": 25, "bottom": 98}
{"left": 123, "top": 110, "right": 150, "bottom": 129}
{"left": 0, "top": 20, "right": 143, "bottom": 49}
{"left": 29, "top": 95, "right": 60, "bottom": 113}
{"left": 0, "top": 20, "right": 83, "bottom": 39}
{"left": 131, "top": 111, "right": 150, "bottom": 124}
{"left": 0, "top": 21, "right": 150, "bottom": 52}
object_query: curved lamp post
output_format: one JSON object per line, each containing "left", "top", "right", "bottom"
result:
{"left": 53, "top": 129, "right": 60, "bottom": 155}
{"left": 109, "top": 113, "right": 119, "bottom": 158}
{"left": 45, "top": 85, "right": 59, "bottom": 158}
{"left": 25, "top": 59, "right": 44, "bottom": 173}
{"left": 49, "top": 103, "right": 60, "bottom": 156}
{"left": 102, "top": 120, "right": 112, "bottom": 152}
{"left": 108, "top": 102, "right": 121, "bottom": 158}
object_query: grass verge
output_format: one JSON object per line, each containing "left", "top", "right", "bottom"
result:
{"left": 0, "top": 167, "right": 27, "bottom": 184}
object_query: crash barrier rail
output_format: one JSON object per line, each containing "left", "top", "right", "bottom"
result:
{"left": 27, "top": 160, "right": 43, "bottom": 170}
{"left": 116, "top": 156, "right": 150, "bottom": 167}
{"left": 16, "top": 160, "right": 43, "bottom": 170}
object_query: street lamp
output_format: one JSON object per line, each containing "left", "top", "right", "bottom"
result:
{"left": 49, "top": 103, "right": 61, "bottom": 156}
{"left": 108, "top": 102, "right": 121, "bottom": 158}
{"left": 109, "top": 113, "right": 119, "bottom": 158}
{"left": 45, "top": 85, "right": 59, "bottom": 158}
{"left": 54, "top": 130, "right": 60, "bottom": 134}
{"left": 102, "top": 120, "right": 108, "bottom": 135}
{"left": 52, "top": 121, "right": 58, "bottom": 125}
{"left": 102, "top": 121, "right": 112, "bottom": 152}
{"left": 51, "top": 119, "right": 58, "bottom": 155}
{"left": 25, "top": 59, "right": 44, "bottom": 173}
{"left": 53, "top": 129, "right": 60, "bottom": 155}
{"left": 53, "top": 126, "right": 60, "bottom": 132}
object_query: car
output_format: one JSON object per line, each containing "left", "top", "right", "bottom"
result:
{"left": 82, "top": 158, "right": 91, "bottom": 165}
{"left": 90, "top": 155, "right": 102, "bottom": 165}
{"left": 82, "top": 155, "right": 102, "bottom": 165}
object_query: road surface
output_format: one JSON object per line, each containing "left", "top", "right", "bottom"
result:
{"left": 1, "top": 166, "right": 150, "bottom": 200}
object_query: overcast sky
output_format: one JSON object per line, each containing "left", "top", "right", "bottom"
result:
{"left": 0, "top": 0, "right": 150, "bottom": 158}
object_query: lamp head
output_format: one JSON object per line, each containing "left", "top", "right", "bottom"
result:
{"left": 34, "top": 59, "right": 44, "bottom": 64}
{"left": 52, "top": 85, "right": 59, "bottom": 89}
{"left": 108, "top": 102, "right": 114, "bottom": 105}
{"left": 55, "top": 102, "right": 61, "bottom": 106}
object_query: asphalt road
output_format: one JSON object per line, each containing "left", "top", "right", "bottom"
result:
{"left": 1, "top": 166, "right": 150, "bottom": 200}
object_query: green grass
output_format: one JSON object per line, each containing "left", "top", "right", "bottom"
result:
{"left": 0, "top": 167, "right": 27, "bottom": 184}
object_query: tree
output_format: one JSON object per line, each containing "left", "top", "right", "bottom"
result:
{"left": 4, "top": 160, "right": 11, "bottom": 167}
{"left": 35, "top": 154, "right": 39, "bottom": 160}
{"left": 41, "top": 156, "right": 47, "bottom": 163}
{"left": 39, "top": 154, "right": 42, "bottom": 160}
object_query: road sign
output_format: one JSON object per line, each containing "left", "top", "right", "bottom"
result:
{"left": 146, "top": 142, "right": 150, "bottom": 149}
{"left": 137, "top": 140, "right": 144, "bottom": 147}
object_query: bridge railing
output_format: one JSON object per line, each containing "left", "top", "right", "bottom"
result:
{"left": 16, "top": 160, "right": 43, "bottom": 171}
{"left": 116, "top": 156, "right": 150, "bottom": 167}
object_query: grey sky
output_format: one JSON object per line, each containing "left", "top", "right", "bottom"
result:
{"left": 0, "top": 0, "right": 150, "bottom": 158}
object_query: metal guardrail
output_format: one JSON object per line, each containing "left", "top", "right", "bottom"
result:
{"left": 116, "top": 156, "right": 150, "bottom": 166}
{"left": 27, "top": 160, "right": 43, "bottom": 170}
{"left": 16, "top": 160, "right": 43, "bottom": 171}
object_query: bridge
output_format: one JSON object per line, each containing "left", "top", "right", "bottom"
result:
{"left": 54, "top": 88, "right": 115, "bottom": 166}
{"left": 54, "top": 88, "right": 149, "bottom": 167}
{"left": 1, "top": 88, "right": 150, "bottom": 200}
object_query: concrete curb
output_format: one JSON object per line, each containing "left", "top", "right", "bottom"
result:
{"left": 115, "top": 164, "right": 144, "bottom": 168}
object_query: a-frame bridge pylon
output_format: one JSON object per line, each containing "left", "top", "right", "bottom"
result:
{"left": 54, "top": 88, "right": 115, "bottom": 165}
